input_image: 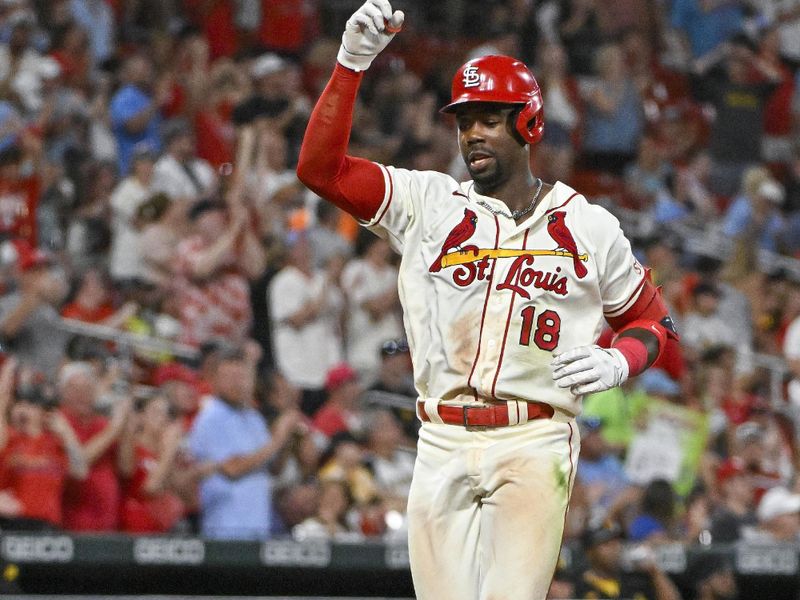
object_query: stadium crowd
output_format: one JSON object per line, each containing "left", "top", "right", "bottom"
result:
{"left": 0, "top": 0, "right": 797, "bottom": 597}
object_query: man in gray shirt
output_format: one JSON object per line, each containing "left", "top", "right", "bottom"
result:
{"left": 0, "top": 244, "right": 70, "bottom": 378}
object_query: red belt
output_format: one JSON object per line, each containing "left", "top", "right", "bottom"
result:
{"left": 417, "top": 400, "right": 554, "bottom": 427}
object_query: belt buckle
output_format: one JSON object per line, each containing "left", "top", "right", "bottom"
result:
{"left": 462, "top": 405, "right": 490, "bottom": 430}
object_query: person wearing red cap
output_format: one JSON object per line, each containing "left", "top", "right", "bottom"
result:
{"left": 311, "top": 363, "right": 363, "bottom": 440}
{"left": 152, "top": 361, "right": 201, "bottom": 432}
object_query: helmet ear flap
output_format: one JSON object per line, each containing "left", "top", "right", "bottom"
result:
{"left": 515, "top": 101, "right": 544, "bottom": 145}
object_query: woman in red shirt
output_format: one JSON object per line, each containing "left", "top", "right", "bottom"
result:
{"left": 61, "top": 268, "right": 137, "bottom": 327}
{"left": 118, "top": 394, "right": 185, "bottom": 533}
{"left": 0, "top": 359, "right": 87, "bottom": 529}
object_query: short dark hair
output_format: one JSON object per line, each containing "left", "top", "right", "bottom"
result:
{"left": 188, "top": 198, "right": 227, "bottom": 221}
{"left": 0, "top": 145, "right": 23, "bottom": 167}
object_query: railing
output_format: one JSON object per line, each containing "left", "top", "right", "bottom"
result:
{"left": 57, "top": 319, "right": 199, "bottom": 361}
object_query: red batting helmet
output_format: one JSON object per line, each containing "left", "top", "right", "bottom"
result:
{"left": 440, "top": 55, "right": 544, "bottom": 145}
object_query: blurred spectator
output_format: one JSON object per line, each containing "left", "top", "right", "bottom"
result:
{"left": 308, "top": 201, "right": 352, "bottom": 269}
{"left": 312, "top": 363, "right": 364, "bottom": 440}
{"left": 671, "top": 150, "right": 718, "bottom": 222}
{"left": 108, "top": 145, "right": 154, "bottom": 281}
{"left": 59, "top": 360, "right": 132, "bottom": 531}
{"left": 273, "top": 478, "right": 319, "bottom": 536}
{"left": 624, "top": 135, "right": 672, "bottom": 213}
{"left": 260, "top": 370, "right": 319, "bottom": 494}
{"left": 68, "top": 0, "right": 115, "bottom": 65}
{"left": 172, "top": 197, "right": 264, "bottom": 346}
{"left": 557, "top": 0, "right": 604, "bottom": 76}
{"left": 0, "top": 145, "right": 40, "bottom": 245}
{"left": 534, "top": 42, "right": 581, "bottom": 184}
{"left": 193, "top": 59, "right": 247, "bottom": 169}
{"left": 188, "top": 346, "right": 303, "bottom": 539}
{"left": 722, "top": 172, "right": 786, "bottom": 253}
{"left": 366, "top": 338, "right": 417, "bottom": 439}
{"left": 0, "top": 13, "right": 61, "bottom": 114}
{"left": 743, "top": 485, "right": 800, "bottom": 542}
{"left": 575, "top": 416, "right": 636, "bottom": 524}
{"left": 688, "top": 256, "right": 754, "bottom": 349}
{"left": 0, "top": 357, "right": 87, "bottom": 529}
{"left": 136, "top": 192, "right": 186, "bottom": 287}
{"left": 753, "top": 0, "right": 800, "bottom": 68}
{"left": 757, "top": 26, "right": 797, "bottom": 165}
{"left": 0, "top": 243, "right": 69, "bottom": 377}
{"left": 152, "top": 361, "right": 200, "bottom": 432}
{"left": 784, "top": 281, "right": 800, "bottom": 407}
{"left": 118, "top": 393, "right": 185, "bottom": 533}
{"left": 364, "top": 409, "right": 414, "bottom": 508}
{"left": 110, "top": 54, "right": 165, "bottom": 176}
{"left": 691, "top": 35, "right": 782, "bottom": 197}
{"left": 680, "top": 283, "right": 738, "bottom": 356}
{"left": 269, "top": 233, "right": 343, "bottom": 415}
{"left": 715, "top": 422, "right": 783, "bottom": 512}
{"left": 579, "top": 42, "right": 644, "bottom": 175}
{"left": 152, "top": 120, "right": 216, "bottom": 203}
{"left": 685, "top": 553, "right": 738, "bottom": 600}
{"left": 60, "top": 267, "right": 136, "bottom": 327}
{"left": 342, "top": 234, "right": 401, "bottom": 385}
{"left": 292, "top": 478, "right": 362, "bottom": 541}
{"left": 246, "top": 53, "right": 310, "bottom": 164}
{"left": 317, "top": 430, "right": 378, "bottom": 507}
{"left": 627, "top": 479, "right": 677, "bottom": 544}
{"left": 64, "top": 160, "right": 115, "bottom": 270}
{"left": 670, "top": 0, "right": 744, "bottom": 60}
{"left": 709, "top": 457, "right": 756, "bottom": 543}
{"left": 573, "top": 520, "right": 682, "bottom": 600}
{"left": 247, "top": 123, "right": 306, "bottom": 239}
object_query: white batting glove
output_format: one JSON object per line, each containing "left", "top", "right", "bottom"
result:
{"left": 337, "top": 0, "right": 405, "bottom": 72}
{"left": 551, "top": 345, "right": 629, "bottom": 396}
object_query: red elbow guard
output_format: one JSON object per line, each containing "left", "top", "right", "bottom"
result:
{"left": 607, "top": 269, "right": 679, "bottom": 368}
{"left": 613, "top": 318, "right": 670, "bottom": 365}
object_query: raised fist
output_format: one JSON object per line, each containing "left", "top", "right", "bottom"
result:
{"left": 338, "top": 0, "right": 405, "bottom": 72}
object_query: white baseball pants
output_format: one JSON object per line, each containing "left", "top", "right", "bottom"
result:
{"left": 407, "top": 413, "right": 579, "bottom": 600}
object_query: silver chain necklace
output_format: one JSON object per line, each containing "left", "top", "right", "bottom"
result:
{"left": 476, "top": 178, "right": 543, "bottom": 220}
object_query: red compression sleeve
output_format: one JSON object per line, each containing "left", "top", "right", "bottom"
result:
{"left": 613, "top": 335, "right": 650, "bottom": 377}
{"left": 296, "top": 64, "right": 385, "bottom": 221}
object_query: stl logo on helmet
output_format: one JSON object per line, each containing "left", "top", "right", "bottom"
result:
{"left": 462, "top": 66, "right": 481, "bottom": 88}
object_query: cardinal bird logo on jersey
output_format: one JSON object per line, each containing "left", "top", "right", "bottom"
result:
{"left": 429, "top": 208, "right": 478, "bottom": 273}
{"left": 547, "top": 212, "right": 587, "bottom": 279}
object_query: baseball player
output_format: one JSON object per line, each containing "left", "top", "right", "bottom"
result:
{"left": 296, "top": 1, "right": 678, "bottom": 598}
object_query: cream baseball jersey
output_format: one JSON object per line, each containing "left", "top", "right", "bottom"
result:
{"left": 365, "top": 164, "right": 646, "bottom": 416}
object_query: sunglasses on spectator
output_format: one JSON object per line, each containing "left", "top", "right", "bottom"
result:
{"left": 381, "top": 340, "right": 409, "bottom": 356}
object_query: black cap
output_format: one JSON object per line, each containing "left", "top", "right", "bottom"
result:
{"left": 582, "top": 521, "right": 624, "bottom": 549}
{"left": 686, "top": 553, "right": 734, "bottom": 588}
{"left": 16, "top": 384, "right": 55, "bottom": 408}
{"left": 693, "top": 282, "right": 721, "bottom": 298}
{"left": 188, "top": 198, "right": 226, "bottom": 221}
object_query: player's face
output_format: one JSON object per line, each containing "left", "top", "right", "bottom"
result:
{"left": 456, "top": 103, "right": 524, "bottom": 190}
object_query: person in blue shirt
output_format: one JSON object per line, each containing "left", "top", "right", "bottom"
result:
{"left": 189, "top": 346, "right": 304, "bottom": 540}
{"left": 670, "top": 0, "right": 744, "bottom": 59}
{"left": 576, "top": 416, "right": 636, "bottom": 524}
{"left": 722, "top": 172, "right": 786, "bottom": 252}
{"left": 110, "top": 55, "right": 166, "bottom": 176}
